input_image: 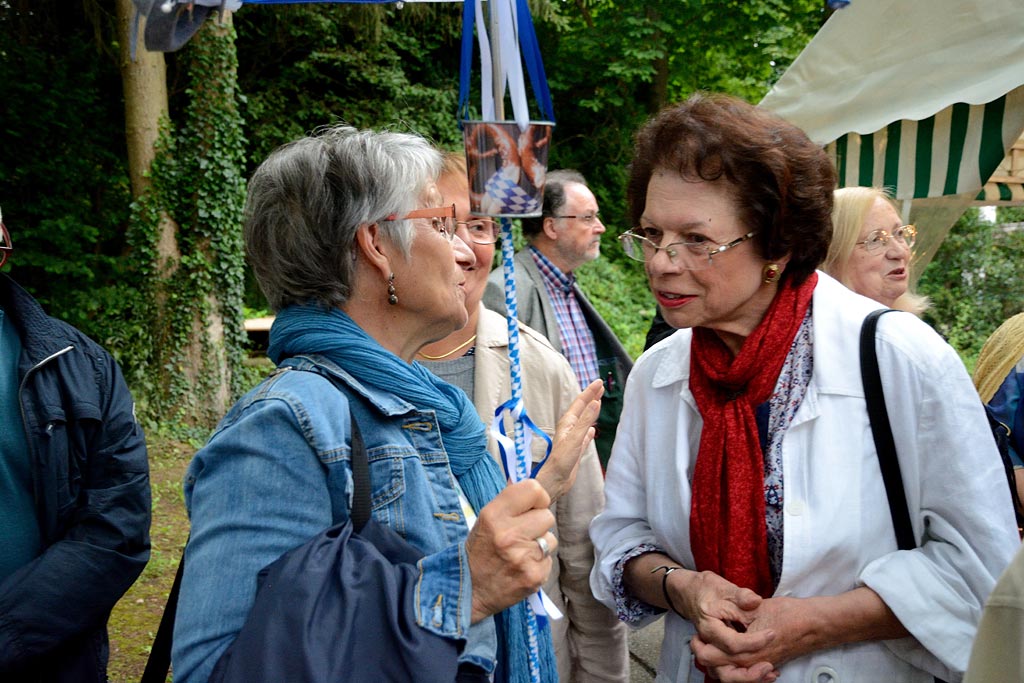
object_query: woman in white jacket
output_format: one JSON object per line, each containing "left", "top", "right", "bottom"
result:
{"left": 590, "top": 93, "right": 1019, "bottom": 683}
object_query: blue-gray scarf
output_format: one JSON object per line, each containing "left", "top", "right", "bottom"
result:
{"left": 267, "top": 303, "right": 557, "bottom": 683}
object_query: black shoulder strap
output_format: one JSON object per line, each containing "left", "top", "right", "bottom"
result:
{"left": 860, "top": 308, "right": 916, "bottom": 551}
{"left": 860, "top": 310, "right": 951, "bottom": 683}
{"left": 140, "top": 545, "right": 185, "bottom": 683}
{"left": 349, "top": 412, "right": 372, "bottom": 531}
{"left": 141, "top": 392, "right": 373, "bottom": 682}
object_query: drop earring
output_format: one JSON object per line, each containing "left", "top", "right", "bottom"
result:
{"left": 762, "top": 263, "right": 780, "bottom": 284}
{"left": 387, "top": 273, "right": 398, "bottom": 305}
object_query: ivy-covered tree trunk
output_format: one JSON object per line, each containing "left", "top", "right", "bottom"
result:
{"left": 160, "top": 13, "right": 248, "bottom": 427}
{"left": 121, "top": 12, "right": 248, "bottom": 430}
{"left": 117, "top": 0, "right": 182, "bottom": 272}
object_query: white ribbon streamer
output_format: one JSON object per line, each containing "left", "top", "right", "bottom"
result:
{"left": 476, "top": 0, "right": 532, "bottom": 131}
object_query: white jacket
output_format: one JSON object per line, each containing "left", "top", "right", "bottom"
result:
{"left": 590, "top": 273, "right": 1020, "bottom": 683}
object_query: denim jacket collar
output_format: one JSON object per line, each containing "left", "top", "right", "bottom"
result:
{"left": 280, "top": 353, "right": 419, "bottom": 418}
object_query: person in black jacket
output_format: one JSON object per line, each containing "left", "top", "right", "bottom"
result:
{"left": 0, "top": 215, "right": 151, "bottom": 682}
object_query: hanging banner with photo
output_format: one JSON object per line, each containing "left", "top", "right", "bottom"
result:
{"left": 458, "top": 0, "right": 560, "bottom": 673}
{"left": 458, "top": 0, "right": 554, "bottom": 218}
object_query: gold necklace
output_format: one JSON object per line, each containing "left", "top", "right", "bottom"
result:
{"left": 418, "top": 335, "right": 477, "bottom": 360}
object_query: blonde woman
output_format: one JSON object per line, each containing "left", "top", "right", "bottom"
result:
{"left": 824, "top": 186, "right": 929, "bottom": 315}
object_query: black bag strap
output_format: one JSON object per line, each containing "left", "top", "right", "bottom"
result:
{"left": 861, "top": 310, "right": 951, "bottom": 683}
{"left": 859, "top": 308, "right": 916, "bottom": 551}
{"left": 348, "top": 413, "right": 372, "bottom": 530}
{"left": 140, "top": 546, "right": 185, "bottom": 683}
{"left": 141, "top": 409, "right": 372, "bottom": 682}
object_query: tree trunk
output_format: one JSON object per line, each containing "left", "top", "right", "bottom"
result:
{"left": 116, "top": 0, "right": 167, "bottom": 197}
{"left": 645, "top": 5, "right": 669, "bottom": 114}
{"left": 114, "top": 2, "right": 246, "bottom": 429}
{"left": 169, "top": 12, "right": 248, "bottom": 426}
{"left": 115, "top": 0, "right": 182, "bottom": 330}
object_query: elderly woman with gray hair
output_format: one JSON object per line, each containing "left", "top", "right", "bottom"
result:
{"left": 171, "top": 126, "right": 602, "bottom": 683}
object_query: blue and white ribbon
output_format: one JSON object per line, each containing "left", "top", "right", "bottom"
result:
{"left": 493, "top": 217, "right": 563, "bottom": 682}
{"left": 458, "top": 0, "right": 555, "bottom": 128}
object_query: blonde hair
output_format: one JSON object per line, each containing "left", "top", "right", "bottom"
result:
{"left": 824, "top": 186, "right": 930, "bottom": 316}
{"left": 440, "top": 150, "right": 467, "bottom": 179}
{"left": 974, "top": 312, "right": 1024, "bottom": 404}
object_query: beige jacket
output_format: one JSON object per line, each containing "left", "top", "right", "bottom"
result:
{"left": 473, "top": 306, "right": 628, "bottom": 683}
{"left": 965, "top": 544, "right": 1024, "bottom": 683}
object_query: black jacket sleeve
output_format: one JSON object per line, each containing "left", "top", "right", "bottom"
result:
{"left": 0, "top": 345, "right": 151, "bottom": 670}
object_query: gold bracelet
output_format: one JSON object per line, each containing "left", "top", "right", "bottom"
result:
{"left": 650, "top": 565, "right": 685, "bottom": 618}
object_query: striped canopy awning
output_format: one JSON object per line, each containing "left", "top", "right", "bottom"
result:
{"left": 829, "top": 87, "right": 1024, "bottom": 202}
{"left": 760, "top": 0, "right": 1024, "bottom": 275}
{"left": 975, "top": 131, "right": 1024, "bottom": 204}
{"left": 977, "top": 182, "right": 1024, "bottom": 204}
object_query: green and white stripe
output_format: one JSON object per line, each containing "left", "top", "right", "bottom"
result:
{"left": 827, "top": 85, "right": 1024, "bottom": 201}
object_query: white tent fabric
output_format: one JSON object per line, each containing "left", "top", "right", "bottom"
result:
{"left": 760, "top": 0, "right": 1024, "bottom": 277}
{"left": 761, "top": 0, "right": 1024, "bottom": 146}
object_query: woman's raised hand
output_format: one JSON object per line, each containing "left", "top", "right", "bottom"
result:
{"left": 534, "top": 379, "right": 603, "bottom": 501}
{"left": 466, "top": 479, "right": 557, "bottom": 623}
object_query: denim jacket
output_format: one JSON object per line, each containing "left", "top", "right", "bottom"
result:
{"left": 172, "top": 353, "right": 489, "bottom": 683}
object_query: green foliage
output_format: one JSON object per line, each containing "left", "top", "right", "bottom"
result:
{"left": 235, "top": 4, "right": 466, "bottom": 170}
{"left": 919, "top": 209, "right": 1024, "bottom": 370}
{"left": 0, "top": 4, "right": 133, "bottom": 333}
{"left": 132, "top": 22, "right": 248, "bottom": 429}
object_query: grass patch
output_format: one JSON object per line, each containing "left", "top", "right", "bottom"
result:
{"left": 107, "top": 435, "right": 193, "bottom": 683}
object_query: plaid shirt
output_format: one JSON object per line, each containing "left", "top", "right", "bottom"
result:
{"left": 529, "top": 246, "right": 601, "bottom": 388}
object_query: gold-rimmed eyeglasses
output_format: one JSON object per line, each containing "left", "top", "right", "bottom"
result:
{"left": 456, "top": 217, "right": 499, "bottom": 244}
{"left": 856, "top": 225, "right": 917, "bottom": 253}
{"left": 619, "top": 227, "right": 758, "bottom": 270}
{"left": 382, "top": 204, "right": 457, "bottom": 241}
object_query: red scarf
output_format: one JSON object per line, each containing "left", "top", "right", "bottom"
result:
{"left": 688, "top": 273, "right": 817, "bottom": 598}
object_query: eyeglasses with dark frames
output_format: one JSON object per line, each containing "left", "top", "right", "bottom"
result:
{"left": 619, "top": 227, "right": 758, "bottom": 270}
{"left": 856, "top": 225, "right": 917, "bottom": 253}
{"left": 552, "top": 211, "right": 601, "bottom": 225}
{"left": 456, "top": 217, "right": 499, "bottom": 245}
{"left": 382, "top": 204, "right": 458, "bottom": 241}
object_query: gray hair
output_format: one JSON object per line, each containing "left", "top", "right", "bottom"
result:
{"left": 244, "top": 125, "right": 443, "bottom": 311}
{"left": 521, "top": 168, "right": 588, "bottom": 237}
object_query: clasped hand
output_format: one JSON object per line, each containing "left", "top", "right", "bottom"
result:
{"left": 671, "top": 571, "right": 775, "bottom": 683}
{"left": 683, "top": 573, "right": 822, "bottom": 682}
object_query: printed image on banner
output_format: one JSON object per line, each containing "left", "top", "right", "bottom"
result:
{"left": 463, "top": 121, "right": 552, "bottom": 217}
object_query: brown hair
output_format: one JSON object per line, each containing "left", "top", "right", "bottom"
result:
{"left": 627, "top": 92, "right": 836, "bottom": 284}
